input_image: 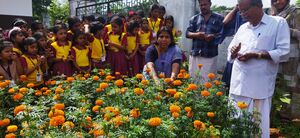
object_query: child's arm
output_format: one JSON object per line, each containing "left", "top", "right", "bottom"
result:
{"left": 11, "top": 53, "right": 24, "bottom": 75}
{"left": 129, "top": 43, "right": 139, "bottom": 59}
{"left": 70, "top": 49, "right": 82, "bottom": 72}
{"left": 21, "top": 57, "right": 41, "bottom": 76}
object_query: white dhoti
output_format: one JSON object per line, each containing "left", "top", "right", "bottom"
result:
{"left": 230, "top": 94, "right": 272, "bottom": 138}
{"left": 188, "top": 55, "right": 217, "bottom": 83}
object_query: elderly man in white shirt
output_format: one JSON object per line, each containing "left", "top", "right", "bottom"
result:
{"left": 228, "top": 0, "right": 290, "bottom": 137}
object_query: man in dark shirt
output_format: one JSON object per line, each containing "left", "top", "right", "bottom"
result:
{"left": 186, "top": 0, "right": 223, "bottom": 82}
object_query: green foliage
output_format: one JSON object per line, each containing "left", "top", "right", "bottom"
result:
{"left": 297, "top": 0, "right": 300, "bottom": 6}
{"left": 211, "top": 5, "right": 233, "bottom": 13}
{"left": 48, "top": 0, "right": 70, "bottom": 26}
{"left": 32, "top": 0, "right": 51, "bottom": 20}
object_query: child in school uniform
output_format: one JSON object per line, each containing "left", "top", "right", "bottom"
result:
{"left": 147, "top": 4, "right": 163, "bottom": 37}
{"left": 164, "top": 15, "right": 182, "bottom": 38}
{"left": 104, "top": 16, "right": 128, "bottom": 76}
{"left": 70, "top": 30, "right": 91, "bottom": 73}
{"left": 50, "top": 24, "right": 73, "bottom": 77}
{"left": 124, "top": 20, "right": 140, "bottom": 76}
{"left": 90, "top": 23, "right": 106, "bottom": 69}
{"left": 138, "top": 18, "right": 153, "bottom": 71}
{"left": 20, "top": 37, "right": 47, "bottom": 85}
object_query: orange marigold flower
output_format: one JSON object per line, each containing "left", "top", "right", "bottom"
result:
{"left": 52, "top": 109, "right": 65, "bottom": 117}
{"left": 141, "top": 80, "right": 149, "bottom": 85}
{"left": 99, "top": 71, "right": 105, "bottom": 76}
{"left": 50, "top": 115, "right": 65, "bottom": 126}
{"left": 184, "top": 74, "right": 190, "bottom": 79}
{"left": 201, "top": 90, "right": 210, "bottom": 97}
{"left": 0, "top": 118, "right": 10, "bottom": 127}
{"left": 19, "top": 75, "right": 27, "bottom": 81}
{"left": 120, "top": 87, "right": 128, "bottom": 94}
{"left": 43, "top": 90, "right": 51, "bottom": 95}
{"left": 193, "top": 120, "right": 202, "bottom": 129}
{"left": 34, "top": 90, "right": 42, "bottom": 96}
{"left": 8, "top": 88, "right": 15, "bottom": 94}
{"left": 99, "top": 83, "right": 109, "bottom": 89}
{"left": 207, "top": 73, "right": 215, "bottom": 80}
{"left": 84, "top": 73, "right": 90, "bottom": 78}
{"left": 14, "top": 104, "right": 26, "bottom": 116}
{"left": 145, "top": 68, "right": 151, "bottom": 73}
{"left": 164, "top": 78, "right": 172, "bottom": 83}
{"left": 148, "top": 117, "right": 162, "bottom": 127}
{"left": 204, "top": 82, "right": 213, "bottom": 89}
{"left": 50, "top": 80, "right": 56, "bottom": 85}
{"left": 115, "top": 72, "right": 121, "bottom": 76}
{"left": 95, "top": 99, "right": 103, "bottom": 106}
{"left": 187, "top": 83, "right": 197, "bottom": 91}
{"left": 66, "top": 77, "right": 75, "bottom": 83}
{"left": 114, "top": 79, "right": 124, "bottom": 87}
{"left": 94, "top": 130, "right": 105, "bottom": 137}
{"left": 6, "top": 125, "right": 18, "bottom": 133}
{"left": 172, "top": 80, "right": 182, "bottom": 86}
{"left": 187, "top": 112, "right": 194, "bottom": 118}
{"left": 180, "top": 69, "right": 186, "bottom": 73}
{"left": 93, "top": 76, "right": 99, "bottom": 81}
{"left": 26, "top": 83, "right": 35, "bottom": 88}
{"left": 112, "top": 116, "right": 123, "bottom": 126}
{"left": 177, "top": 73, "right": 184, "bottom": 78}
{"left": 135, "top": 74, "right": 143, "bottom": 79}
{"left": 214, "top": 80, "right": 221, "bottom": 85}
{"left": 130, "top": 108, "right": 140, "bottom": 118}
{"left": 198, "top": 64, "right": 203, "bottom": 69}
{"left": 0, "top": 81, "right": 8, "bottom": 88}
{"left": 54, "top": 103, "right": 65, "bottom": 110}
{"left": 134, "top": 88, "right": 144, "bottom": 96}
{"left": 19, "top": 87, "right": 28, "bottom": 94}
{"left": 172, "top": 112, "right": 180, "bottom": 118}
{"left": 55, "top": 87, "right": 64, "bottom": 94}
{"left": 174, "top": 92, "right": 183, "bottom": 99}
{"left": 237, "top": 102, "right": 248, "bottom": 109}
{"left": 13, "top": 93, "right": 24, "bottom": 101}
{"left": 85, "top": 116, "right": 92, "bottom": 122}
{"left": 207, "top": 112, "right": 215, "bottom": 118}
{"left": 92, "top": 105, "right": 100, "bottom": 113}
{"left": 5, "top": 133, "right": 16, "bottom": 138}
{"left": 40, "top": 87, "right": 48, "bottom": 92}
{"left": 216, "top": 91, "right": 223, "bottom": 96}
{"left": 169, "top": 105, "right": 181, "bottom": 113}
{"left": 96, "top": 88, "right": 102, "bottom": 93}
{"left": 105, "top": 75, "right": 113, "bottom": 81}
{"left": 159, "top": 73, "right": 165, "bottom": 78}
{"left": 184, "top": 107, "right": 192, "bottom": 112}
{"left": 165, "top": 89, "right": 177, "bottom": 95}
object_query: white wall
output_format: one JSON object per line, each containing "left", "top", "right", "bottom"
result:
{"left": 0, "top": 0, "right": 32, "bottom": 16}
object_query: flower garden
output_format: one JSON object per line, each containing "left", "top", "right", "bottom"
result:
{"left": 0, "top": 68, "right": 260, "bottom": 138}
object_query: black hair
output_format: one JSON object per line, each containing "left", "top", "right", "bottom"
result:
{"left": 33, "top": 32, "right": 46, "bottom": 41}
{"left": 141, "top": 17, "right": 149, "bottom": 23}
{"left": 24, "top": 37, "right": 37, "bottom": 51}
{"left": 159, "top": 5, "right": 166, "bottom": 13}
{"left": 96, "top": 16, "right": 106, "bottom": 24}
{"left": 110, "top": 16, "right": 124, "bottom": 41}
{"left": 67, "top": 16, "right": 81, "bottom": 30}
{"left": 31, "top": 20, "right": 43, "bottom": 32}
{"left": 0, "top": 39, "right": 12, "bottom": 52}
{"left": 52, "top": 24, "right": 68, "bottom": 34}
{"left": 9, "top": 29, "right": 23, "bottom": 41}
{"left": 90, "top": 23, "right": 104, "bottom": 35}
{"left": 136, "top": 10, "right": 145, "bottom": 18}
{"left": 198, "top": 0, "right": 211, "bottom": 4}
{"left": 149, "top": 4, "right": 160, "bottom": 17}
{"left": 164, "top": 15, "right": 174, "bottom": 28}
{"left": 156, "top": 27, "right": 175, "bottom": 47}
{"left": 72, "top": 30, "right": 86, "bottom": 46}
{"left": 127, "top": 20, "right": 140, "bottom": 35}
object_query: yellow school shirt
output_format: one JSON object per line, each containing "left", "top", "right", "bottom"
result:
{"left": 72, "top": 47, "right": 90, "bottom": 67}
{"left": 51, "top": 41, "right": 72, "bottom": 60}
{"left": 91, "top": 37, "right": 105, "bottom": 60}
{"left": 147, "top": 18, "right": 161, "bottom": 33}
{"left": 108, "top": 33, "right": 125, "bottom": 52}
{"left": 139, "top": 31, "right": 151, "bottom": 45}
{"left": 22, "top": 55, "right": 43, "bottom": 84}
{"left": 127, "top": 35, "right": 137, "bottom": 54}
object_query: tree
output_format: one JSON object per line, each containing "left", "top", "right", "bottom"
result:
{"left": 297, "top": 0, "right": 300, "bottom": 6}
{"left": 48, "top": 0, "right": 70, "bottom": 25}
{"left": 32, "top": 0, "right": 51, "bottom": 20}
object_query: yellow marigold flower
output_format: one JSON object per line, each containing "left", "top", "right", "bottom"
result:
{"left": 14, "top": 104, "right": 26, "bottom": 116}
{"left": 204, "top": 82, "right": 212, "bottom": 89}
{"left": 135, "top": 74, "right": 143, "bottom": 79}
{"left": 207, "top": 112, "right": 215, "bottom": 118}
{"left": 198, "top": 64, "right": 203, "bottom": 69}
{"left": 141, "top": 80, "right": 149, "bottom": 85}
{"left": 8, "top": 88, "right": 15, "bottom": 94}
{"left": 237, "top": 102, "right": 248, "bottom": 109}
{"left": 19, "top": 87, "right": 28, "bottom": 94}
{"left": 187, "top": 83, "right": 197, "bottom": 91}
{"left": 184, "top": 107, "right": 192, "bottom": 112}
{"left": 130, "top": 108, "right": 140, "bottom": 118}
{"left": 169, "top": 105, "right": 181, "bottom": 113}
{"left": 174, "top": 92, "right": 183, "bottom": 99}
{"left": 62, "top": 121, "right": 74, "bottom": 129}
{"left": 95, "top": 99, "right": 103, "bottom": 106}
{"left": 134, "top": 88, "right": 144, "bottom": 96}
{"left": 165, "top": 89, "right": 177, "bottom": 95}
{"left": 114, "top": 79, "right": 124, "bottom": 87}
{"left": 0, "top": 118, "right": 10, "bottom": 127}
{"left": 207, "top": 73, "right": 215, "bottom": 80}
{"left": 5, "top": 133, "right": 16, "bottom": 138}
{"left": 201, "top": 90, "right": 210, "bottom": 97}
{"left": 172, "top": 112, "right": 180, "bottom": 118}
{"left": 172, "top": 80, "right": 182, "bottom": 86}
{"left": 55, "top": 87, "right": 64, "bottom": 94}
{"left": 148, "top": 117, "right": 162, "bottom": 127}
{"left": 13, "top": 93, "right": 24, "bottom": 101}
{"left": 99, "top": 83, "right": 109, "bottom": 89}
{"left": 184, "top": 74, "right": 190, "bottom": 79}
{"left": 112, "top": 116, "right": 123, "bottom": 126}
{"left": 54, "top": 103, "right": 65, "bottom": 110}
{"left": 26, "top": 83, "right": 35, "bottom": 88}
{"left": 0, "top": 82, "right": 8, "bottom": 88}
{"left": 6, "top": 125, "right": 18, "bottom": 133}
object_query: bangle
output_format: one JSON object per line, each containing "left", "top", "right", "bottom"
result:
{"left": 257, "top": 52, "right": 262, "bottom": 59}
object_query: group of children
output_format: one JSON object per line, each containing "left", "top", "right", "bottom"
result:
{"left": 0, "top": 4, "right": 182, "bottom": 86}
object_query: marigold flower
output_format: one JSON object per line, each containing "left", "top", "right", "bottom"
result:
{"left": 34, "top": 90, "right": 42, "bottom": 96}
{"left": 115, "top": 72, "right": 121, "bottom": 76}
{"left": 93, "top": 130, "right": 105, "bottom": 137}
{"left": 105, "top": 75, "right": 113, "bottom": 81}
{"left": 198, "top": 64, "right": 203, "bottom": 69}
{"left": 207, "top": 73, "right": 215, "bottom": 80}
{"left": 164, "top": 78, "right": 172, "bottom": 83}
{"left": 134, "top": 88, "right": 144, "bottom": 96}
{"left": 201, "top": 90, "right": 210, "bottom": 97}
{"left": 135, "top": 74, "right": 143, "bottom": 79}
{"left": 141, "top": 80, "right": 149, "bottom": 85}
{"left": 184, "top": 74, "right": 190, "bottom": 79}
{"left": 114, "top": 79, "right": 124, "bottom": 87}
{"left": 96, "top": 88, "right": 102, "bottom": 92}
{"left": 172, "top": 112, "right": 180, "bottom": 118}
{"left": 19, "top": 87, "right": 28, "bottom": 94}
{"left": 120, "top": 87, "right": 128, "bottom": 94}
{"left": 14, "top": 104, "right": 26, "bottom": 116}
{"left": 148, "top": 117, "right": 162, "bottom": 127}
{"left": 193, "top": 120, "right": 202, "bottom": 129}
{"left": 112, "top": 116, "right": 123, "bottom": 126}
{"left": 187, "top": 83, "right": 197, "bottom": 91}
{"left": 214, "top": 80, "right": 221, "bottom": 85}
{"left": 172, "top": 80, "right": 182, "bottom": 86}
{"left": 95, "top": 99, "right": 103, "bottom": 106}
{"left": 50, "top": 80, "right": 56, "bottom": 85}
{"left": 187, "top": 112, "right": 193, "bottom": 118}
{"left": 43, "top": 90, "right": 51, "bottom": 95}
{"left": 54, "top": 103, "right": 65, "bottom": 110}
{"left": 169, "top": 105, "right": 181, "bottom": 113}
{"left": 62, "top": 121, "right": 74, "bottom": 129}
{"left": 207, "top": 112, "right": 215, "bottom": 118}
{"left": 99, "top": 83, "right": 109, "bottom": 89}
{"left": 55, "top": 87, "right": 64, "bottom": 94}
{"left": 174, "top": 92, "right": 183, "bottom": 99}
{"left": 19, "top": 75, "right": 27, "bottom": 81}
{"left": 66, "top": 77, "right": 75, "bottom": 83}
{"left": 165, "top": 89, "right": 177, "bottom": 95}
{"left": 204, "top": 82, "right": 213, "bottom": 89}
{"left": 130, "top": 108, "right": 140, "bottom": 118}
{"left": 216, "top": 91, "right": 223, "bottom": 96}
{"left": 13, "top": 93, "right": 24, "bottom": 101}
{"left": 52, "top": 109, "right": 65, "bottom": 117}
{"left": 26, "top": 83, "right": 35, "bottom": 88}
{"left": 177, "top": 73, "right": 184, "bottom": 78}
{"left": 184, "top": 107, "right": 192, "bottom": 112}
{"left": 49, "top": 115, "right": 65, "bottom": 126}
{"left": 159, "top": 73, "right": 165, "bottom": 78}
{"left": 237, "top": 102, "right": 248, "bottom": 109}
{"left": 93, "top": 76, "right": 99, "bottom": 81}
{"left": 5, "top": 133, "right": 16, "bottom": 138}
{"left": 8, "top": 88, "right": 15, "bottom": 94}
{"left": 0, "top": 118, "right": 10, "bottom": 127}
{"left": 84, "top": 73, "right": 90, "bottom": 78}
{"left": 180, "top": 69, "right": 186, "bottom": 73}
{"left": 6, "top": 125, "right": 18, "bottom": 133}
{"left": 0, "top": 82, "right": 8, "bottom": 88}
{"left": 92, "top": 105, "right": 100, "bottom": 113}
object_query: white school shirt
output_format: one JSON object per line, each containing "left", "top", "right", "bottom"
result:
{"left": 228, "top": 14, "right": 290, "bottom": 99}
